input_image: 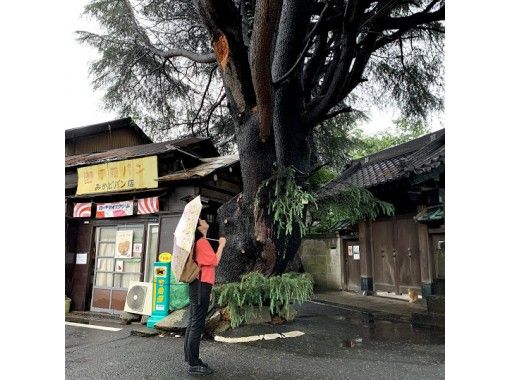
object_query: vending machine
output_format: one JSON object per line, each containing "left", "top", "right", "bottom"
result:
{"left": 146, "top": 253, "right": 172, "bottom": 328}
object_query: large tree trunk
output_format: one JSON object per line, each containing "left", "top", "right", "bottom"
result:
{"left": 196, "top": 0, "right": 311, "bottom": 283}
{"left": 268, "top": 0, "right": 312, "bottom": 275}
{"left": 216, "top": 113, "right": 278, "bottom": 283}
{"left": 215, "top": 111, "right": 311, "bottom": 282}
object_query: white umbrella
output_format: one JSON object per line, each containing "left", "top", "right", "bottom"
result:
{"left": 171, "top": 195, "right": 203, "bottom": 280}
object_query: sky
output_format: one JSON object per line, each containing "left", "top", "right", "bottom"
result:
{"left": 65, "top": 1, "right": 117, "bottom": 128}
{"left": 66, "top": 0, "right": 443, "bottom": 135}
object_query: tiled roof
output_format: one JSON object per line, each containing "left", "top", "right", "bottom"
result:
{"left": 65, "top": 137, "right": 214, "bottom": 168}
{"left": 318, "top": 129, "right": 445, "bottom": 199}
{"left": 157, "top": 155, "right": 239, "bottom": 182}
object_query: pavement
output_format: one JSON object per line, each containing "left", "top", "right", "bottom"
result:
{"left": 311, "top": 290, "right": 427, "bottom": 322}
{"left": 65, "top": 290, "right": 428, "bottom": 328}
{"left": 66, "top": 310, "right": 124, "bottom": 327}
{"left": 66, "top": 301, "right": 444, "bottom": 380}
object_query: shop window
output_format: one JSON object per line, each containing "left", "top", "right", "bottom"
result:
{"left": 93, "top": 225, "right": 144, "bottom": 290}
{"left": 114, "top": 273, "right": 140, "bottom": 288}
{"left": 95, "top": 227, "right": 116, "bottom": 287}
{"left": 99, "top": 227, "right": 116, "bottom": 241}
{"left": 95, "top": 273, "right": 113, "bottom": 288}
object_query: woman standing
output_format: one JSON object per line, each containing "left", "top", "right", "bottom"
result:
{"left": 184, "top": 218, "right": 226, "bottom": 376}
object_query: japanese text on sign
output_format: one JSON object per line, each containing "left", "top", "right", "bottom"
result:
{"left": 76, "top": 156, "right": 158, "bottom": 195}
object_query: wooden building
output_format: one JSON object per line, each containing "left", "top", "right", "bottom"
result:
{"left": 65, "top": 118, "right": 241, "bottom": 314}
{"left": 65, "top": 117, "right": 153, "bottom": 156}
{"left": 314, "top": 129, "right": 445, "bottom": 298}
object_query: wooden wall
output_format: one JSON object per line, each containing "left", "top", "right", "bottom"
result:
{"left": 69, "top": 222, "right": 94, "bottom": 311}
{"left": 66, "top": 128, "right": 148, "bottom": 156}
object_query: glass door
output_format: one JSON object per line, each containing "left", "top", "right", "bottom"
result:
{"left": 144, "top": 224, "right": 160, "bottom": 284}
{"left": 91, "top": 224, "right": 145, "bottom": 313}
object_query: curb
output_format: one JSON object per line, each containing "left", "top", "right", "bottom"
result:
{"left": 65, "top": 313, "right": 124, "bottom": 326}
{"left": 310, "top": 298, "right": 412, "bottom": 323}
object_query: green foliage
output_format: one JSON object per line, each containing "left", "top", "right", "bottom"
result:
{"left": 256, "top": 166, "right": 317, "bottom": 239}
{"left": 76, "top": 0, "right": 222, "bottom": 142}
{"left": 312, "top": 186, "right": 395, "bottom": 233}
{"left": 362, "top": 21, "right": 444, "bottom": 120}
{"left": 309, "top": 167, "right": 337, "bottom": 191}
{"left": 350, "top": 118, "right": 431, "bottom": 159}
{"left": 312, "top": 110, "right": 368, "bottom": 172}
{"left": 79, "top": 0, "right": 443, "bottom": 149}
{"left": 212, "top": 272, "right": 314, "bottom": 328}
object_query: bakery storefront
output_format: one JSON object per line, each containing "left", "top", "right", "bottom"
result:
{"left": 65, "top": 142, "right": 241, "bottom": 315}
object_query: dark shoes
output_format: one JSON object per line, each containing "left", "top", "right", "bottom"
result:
{"left": 188, "top": 364, "right": 213, "bottom": 376}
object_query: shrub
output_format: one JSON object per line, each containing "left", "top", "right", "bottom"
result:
{"left": 212, "top": 272, "right": 314, "bottom": 328}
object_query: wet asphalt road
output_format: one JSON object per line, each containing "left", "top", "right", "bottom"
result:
{"left": 65, "top": 301, "right": 444, "bottom": 380}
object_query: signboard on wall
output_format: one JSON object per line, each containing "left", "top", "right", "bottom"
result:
{"left": 133, "top": 243, "right": 143, "bottom": 255}
{"left": 115, "top": 230, "right": 133, "bottom": 258}
{"left": 76, "top": 253, "right": 88, "bottom": 265}
{"left": 76, "top": 156, "right": 158, "bottom": 195}
{"left": 115, "top": 260, "right": 124, "bottom": 273}
{"left": 353, "top": 245, "right": 360, "bottom": 260}
{"left": 96, "top": 201, "right": 134, "bottom": 218}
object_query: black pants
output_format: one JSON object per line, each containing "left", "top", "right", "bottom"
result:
{"left": 184, "top": 279, "right": 212, "bottom": 366}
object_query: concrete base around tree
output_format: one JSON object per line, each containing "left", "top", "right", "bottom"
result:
{"left": 155, "top": 308, "right": 190, "bottom": 332}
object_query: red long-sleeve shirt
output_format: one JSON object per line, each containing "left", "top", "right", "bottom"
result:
{"left": 195, "top": 237, "right": 218, "bottom": 285}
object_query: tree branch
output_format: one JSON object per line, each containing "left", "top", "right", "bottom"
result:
{"left": 272, "top": 2, "right": 330, "bottom": 87}
{"left": 249, "top": 0, "right": 283, "bottom": 142}
{"left": 302, "top": 29, "right": 330, "bottom": 103}
{"left": 376, "top": 4, "right": 445, "bottom": 31}
{"left": 190, "top": 65, "right": 218, "bottom": 135}
{"left": 317, "top": 106, "right": 353, "bottom": 123}
{"left": 206, "top": 93, "right": 227, "bottom": 137}
{"left": 195, "top": 0, "right": 256, "bottom": 119}
{"left": 122, "top": 0, "right": 216, "bottom": 63}
{"left": 303, "top": 4, "right": 363, "bottom": 126}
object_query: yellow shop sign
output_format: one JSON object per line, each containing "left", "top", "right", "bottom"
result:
{"left": 159, "top": 252, "right": 172, "bottom": 263}
{"left": 76, "top": 156, "right": 158, "bottom": 195}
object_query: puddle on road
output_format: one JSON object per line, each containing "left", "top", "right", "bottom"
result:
{"left": 342, "top": 337, "right": 363, "bottom": 348}
{"left": 296, "top": 304, "right": 443, "bottom": 348}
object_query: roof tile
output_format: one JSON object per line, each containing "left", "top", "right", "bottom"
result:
{"left": 318, "top": 129, "right": 445, "bottom": 199}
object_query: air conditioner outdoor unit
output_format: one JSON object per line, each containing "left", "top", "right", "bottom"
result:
{"left": 124, "top": 281, "right": 153, "bottom": 315}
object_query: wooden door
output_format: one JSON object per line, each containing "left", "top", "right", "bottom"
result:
{"left": 371, "top": 219, "right": 396, "bottom": 293}
{"left": 344, "top": 240, "right": 361, "bottom": 292}
{"left": 395, "top": 217, "right": 421, "bottom": 293}
{"left": 371, "top": 216, "right": 422, "bottom": 295}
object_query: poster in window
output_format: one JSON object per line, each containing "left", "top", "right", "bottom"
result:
{"left": 115, "top": 260, "right": 124, "bottom": 273}
{"left": 76, "top": 253, "right": 87, "bottom": 264}
{"left": 133, "top": 243, "right": 143, "bottom": 255}
{"left": 353, "top": 245, "right": 360, "bottom": 260}
{"left": 348, "top": 246, "right": 353, "bottom": 256}
{"left": 115, "top": 230, "right": 133, "bottom": 258}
